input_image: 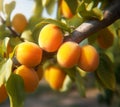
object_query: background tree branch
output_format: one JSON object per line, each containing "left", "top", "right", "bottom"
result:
{"left": 67, "top": 0, "right": 120, "bottom": 43}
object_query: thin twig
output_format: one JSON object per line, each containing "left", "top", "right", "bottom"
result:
{"left": 0, "top": 14, "right": 20, "bottom": 37}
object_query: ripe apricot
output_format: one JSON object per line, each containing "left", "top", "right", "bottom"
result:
{"left": 60, "top": 0, "right": 73, "bottom": 18}
{"left": 38, "top": 24, "right": 64, "bottom": 52}
{"left": 16, "top": 42, "right": 43, "bottom": 67}
{"left": 14, "top": 65, "right": 39, "bottom": 93}
{"left": 12, "top": 13, "right": 27, "bottom": 33}
{"left": 78, "top": 45, "right": 99, "bottom": 72}
{"left": 44, "top": 66, "right": 66, "bottom": 90}
{"left": 57, "top": 41, "right": 81, "bottom": 68}
{"left": 96, "top": 28, "right": 114, "bottom": 49}
{"left": 0, "top": 85, "right": 8, "bottom": 103}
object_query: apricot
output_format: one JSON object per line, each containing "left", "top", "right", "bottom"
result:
{"left": 12, "top": 13, "right": 27, "bottom": 33}
{"left": 57, "top": 41, "right": 81, "bottom": 68}
{"left": 0, "top": 85, "right": 8, "bottom": 103}
{"left": 78, "top": 45, "right": 99, "bottom": 72}
{"left": 16, "top": 42, "right": 43, "bottom": 67}
{"left": 38, "top": 24, "right": 64, "bottom": 52}
{"left": 44, "top": 66, "right": 66, "bottom": 90}
{"left": 97, "top": 28, "right": 114, "bottom": 49}
{"left": 60, "top": 0, "right": 73, "bottom": 18}
{"left": 14, "top": 65, "right": 39, "bottom": 93}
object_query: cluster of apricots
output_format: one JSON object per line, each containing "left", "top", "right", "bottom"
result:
{"left": 12, "top": 23, "right": 100, "bottom": 94}
{"left": 0, "top": 14, "right": 100, "bottom": 103}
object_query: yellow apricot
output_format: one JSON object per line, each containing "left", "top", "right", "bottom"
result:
{"left": 14, "top": 65, "right": 39, "bottom": 93}
{"left": 57, "top": 41, "right": 81, "bottom": 68}
{"left": 38, "top": 24, "right": 64, "bottom": 52}
{"left": 0, "top": 85, "right": 8, "bottom": 103}
{"left": 78, "top": 45, "right": 99, "bottom": 72}
{"left": 12, "top": 13, "right": 27, "bottom": 33}
{"left": 60, "top": 0, "right": 73, "bottom": 18}
{"left": 16, "top": 42, "right": 43, "bottom": 67}
{"left": 44, "top": 66, "right": 66, "bottom": 90}
{"left": 97, "top": 28, "right": 114, "bottom": 49}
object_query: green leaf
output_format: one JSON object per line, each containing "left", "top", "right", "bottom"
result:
{"left": 65, "top": 0, "right": 78, "bottom": 14}
{"left": 5, "top": 1, "right": 16, "bottom": 16}
{"left": 95, "top": 53, "right": 116, "bottom": 91}
{"left": 45, "top": 0, "right": 56, "bottom": 15}
{"left": 35, "top": 18, "right": 71, "bottom": 32}
{"left": 75, "top": 71, "right": 86, "bottom": 97}
{"left": 92, "top": 7, "right": 103, "bottom": 20}
{"left": 6, "top": 73, "right": 25, "bottom": 107}
{"left": 5, "top": 1, "right": 16, "bottom": 26}
{"left": 0, "top": 58, "right": 12, "bottom": 86}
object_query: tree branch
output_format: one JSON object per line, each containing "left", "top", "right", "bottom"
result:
{"left": 67, "top": 0, "right": 120, "bottom": 43}
{"left": 0, "top": 15, "right": 20, "bottom": 37}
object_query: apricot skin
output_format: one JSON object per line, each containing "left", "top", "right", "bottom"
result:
{"left": 57, "top": 41, "right": 81, "bottom": 68}
{"left": 38, "top": 24, "right": 63, "bottom": 52}
{"left": 44, "top": 66, "right": 66, "bottom": 90}
{"left": 15, "top": 65, "right": 39, "bottom": 93}
{"left": 78, "top": 45, "right": 99, "bottom": 72}
{"left": 12, "top": 13, "right": 27, "bottom": 33}
{"left": 0, "top": 85, "right": 8, "bottom": 103}
{"left": 16, "top": 42, "right": 43, "bottom": 67}
{"left": 60, "top": 0, "right": 73, "bottom": 18}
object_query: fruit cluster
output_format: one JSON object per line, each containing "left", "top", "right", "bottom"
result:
{"left": 0, "top": 23, "right": 100, "bottom": 103}
{"left": 15, "top": 24, "right": 99, "bottom": 91}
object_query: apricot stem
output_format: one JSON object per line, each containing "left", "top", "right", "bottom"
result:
{"left": 66, "top": 0, "right": 120, "bottom": 43}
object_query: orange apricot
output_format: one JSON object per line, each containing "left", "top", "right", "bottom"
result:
{"left": 60, "top": 0, "right": 73, "bottom": 18}
{"left": 16, "top": 42, "right": 43, "bottom": 67}
{"left": 57, "top": 41, "right": 81, "bottom": 68}
{"left": 78, "top": 45, "right": 99, "bottom": 72}
{"left": 38, "top": 24, "right": 64, "bottom": 52}
{"left": 44, "top": 66, "right": 66, "bottom": 90}
{"left": 0, "top": 85, "right": 8, "bottom": 103}
{"left": 12, "top": 13, "right": 27, "bottom": 33}
{"left": 96, "top": 28, "right": 114, "bottom": 49}
{"left": 14, "top": 65, "right": 39, "bottom": 93}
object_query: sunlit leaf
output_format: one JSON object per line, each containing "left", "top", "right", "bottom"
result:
{"left": 6, "top": 73, "right": 25, "bottom": 107}
{"left": 5, "top": 1, "right": 16, "bottom": 26}
{"left": 0, "top": 58, "right": 12, "bottom": 86}
{"left": 5, "top": 1, "right": 16, "bottom": 16}
{"left": 95, "top": 53, "right": 116, "bottom": 91}
{"left": 92, "top": 7, "right": 103, "bottom": 20}
{"left": 35, "top": 18, "right": 71, "bottom": 32}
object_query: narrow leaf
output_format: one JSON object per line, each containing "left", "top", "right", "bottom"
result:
{"left": 0, "top": 58, "right": 12, "bottom": 86}
{"left": 95, "top": 53, "right": 116, "bottom": 91}
{"left": 6, "top": 73, "right": 25, "bottom": 107}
